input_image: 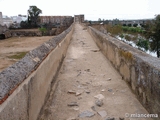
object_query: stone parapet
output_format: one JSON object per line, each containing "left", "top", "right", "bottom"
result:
{"left": 88, "top": 26, "right": 160, "bottom": 118}
{"left": 0, "top": 24, "right": 74, "bottom": 120}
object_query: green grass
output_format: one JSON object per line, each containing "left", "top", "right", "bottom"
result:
{"left": 8, "top": 52, "right": 28, "bottom": 59}
{"left": 122, "top": 26, "right": 145, "bottom": 34}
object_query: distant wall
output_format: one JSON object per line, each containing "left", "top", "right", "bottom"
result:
{"left": 74, "top": 15, "right": 84, "bottom": 23}
{"left": 88, "top": 26, "right": 160, "bottom": 117}
{"left": 40, "top": 16, "right": 73, "bottom": 27}
{"left": 0, "top": 12, "right": 3, "bottom": 25}
{"left": 0, "top": 25, "right": 11, "bottom": 39}
{"left": 10, "top": 30, "right": 42, "bottom": 37}
{"left": 0, "top": 24, "right": 74, "bottom": 120}
{"left": 10, "top": 26, "right": 69, "bottom": 37}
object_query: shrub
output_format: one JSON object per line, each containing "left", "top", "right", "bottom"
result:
{"left": 129, "top": 27, "right": 137, "bottom": 33}
{"left": 136, "top": 39, "right": 149, "bottom": 51}
{"left": 120, "top": 33, "right": 124, "bottom": 38}
{"left": 132, "top": 36, "right": 138, "bottom": 41}
{"left": 39, "top": 27, "right": 47, "bottom": 35}
{"left": 106, "top": 25, "right": 122, "bottom": 36}
{"left": 122, "top": 26, "right": 128, "bottom": 32}
{"left": 122, "top": 26, "right": 144, "bottom": 34}
{"left": 125, "top": 35, "right": 132, "bottom": 41}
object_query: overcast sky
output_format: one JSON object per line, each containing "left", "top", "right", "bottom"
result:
{"left": 0, "top": 0, "right": 160, "bottom": 20}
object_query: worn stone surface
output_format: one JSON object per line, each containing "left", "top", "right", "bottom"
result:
{"left": 91, "top": 106, "right": 96, "bottom": 112}
{"left": 105, "top": 117, "right": 115, "bottom": 120}
{"left": 94, "top": 94, "right": 104, "bottom": 100}
{"left": 97, "top": 110, "right": 107, "bottom": 118}
{"left": 78, "top": 110, "right": 95, "bottom": 118}
{"left": 67, "top": 117, "right": 79, "bottom": 120}
{"left": 108, "top": 89, "right": 113, "bottom": 92}
{"left": 68, "top": 102, "right": 79, "bottom": 106}
{"left": 95, "top": 99, "right": 103, "bottom": 107}
{"left": 39, "top": 24, "right": 152, "bottom": 120}
{"left": 89, "top": 26, "right": 160, "bottom": 116}
{"left": 68, "top": 90, "right": 76, "bottom": 94}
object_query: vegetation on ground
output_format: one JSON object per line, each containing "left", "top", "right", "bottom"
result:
{"left": 39, "top": 27, "right": 47, "bottom": 35}
{"left": 105, "top": 24, "right": 122, "bottom": 35}
{"left": 122, "top": 26, "right": 145, "bottom": 34}
{"left": 8, "top": 52, "right": 28, "bottom": 59}
{"left": 136, "top": 39, "right": 150, "bottom": 51}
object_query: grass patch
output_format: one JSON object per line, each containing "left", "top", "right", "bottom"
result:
{"left": 8, "top": 52, "right": 28, "bottom": 59}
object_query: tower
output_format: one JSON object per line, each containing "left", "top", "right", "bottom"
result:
{"left": 0, "top": 12, "right": 3, "bottom": 25}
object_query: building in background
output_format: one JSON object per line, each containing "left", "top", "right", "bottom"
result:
{"left": 3, "top": 16, "right": 13, "bottom": 27}
{"left": 74, "top": 14, "right": 84, "bottom": 23}
{"left": 39, "top": 16, "right": 73, "bottom": 27}
{"left": 0, "top": 12, "right": 28, "bottom": 28}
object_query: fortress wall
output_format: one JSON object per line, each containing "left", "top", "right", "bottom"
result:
{"left": 88, "top": 26, "right": 160, "bottom": 117}
{"left": 0, "top": 24, "right": 74, "bottom": 120}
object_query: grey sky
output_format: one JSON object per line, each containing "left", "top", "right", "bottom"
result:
{"left": 0, "top": 0, "right": 160, "bottom": 20}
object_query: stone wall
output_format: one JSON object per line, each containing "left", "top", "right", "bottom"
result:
{"left": 88, "top": 26, "right": 160, "bottom": 117}
{"left": 10, "top": 26, "right": 69, "bottom": 37}
{"left": 0, "top": 25, "right": 11, "bottom": 39}
{"left": 74, "top": 15, "right": 84, "bottom": 23}
{"left": 0, "top": 25, "right": 7, "bottom": 34}
{"left": 40, "top": 16, "right": 73, "bottom": 27}
{"left": 10, "top": 30, "right": 42, "bottom": 37}
{"left": 0, "top": 24, "right": 74, "bottom": 120}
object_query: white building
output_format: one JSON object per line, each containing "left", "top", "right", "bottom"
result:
{"left": 3, "top": 16, "right": 13, "bottom": 27}
{"left": 0, "top": 12, "right": 27, "bottom": 28}
{"left": 11, "top": 15, "right": 27, "bottom": 23}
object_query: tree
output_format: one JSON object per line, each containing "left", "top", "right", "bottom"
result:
{"left": 143, "top": 20, "right": 153, "bottom": 31}
{"left": 146, "top": 15, "right": 160, "bottom": 58}
{"left": 20, "top": 21, "right": 30, "bottom": 28}
{"left": 136, "top": 38, "right": 149, "bottom": 51}
{"left": 28, "top": 6, "right": 42, "bottom": 27}
{"left": 89, "top": 20, "right": 92, "bottom": 25}
{"left": 112, "top": 18, "right": 120, "bottom": 25}
{"left": 98, "top": 18, "right": 102, "bottom": 22}
{"left": 104, "top": 20, "right": 109, "bottom": 24}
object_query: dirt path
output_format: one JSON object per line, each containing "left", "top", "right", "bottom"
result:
{"left": 39, "top": 24, "right": 152, "bottom": 120}
{"left": 0, "top": 36, "right": 54, "bottom": 72}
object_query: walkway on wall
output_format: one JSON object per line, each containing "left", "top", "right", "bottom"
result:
{"left": 39, "top": 24, "right": 151, "bottom": 120}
